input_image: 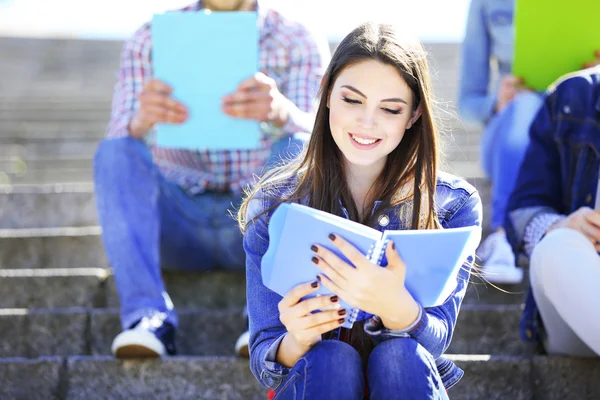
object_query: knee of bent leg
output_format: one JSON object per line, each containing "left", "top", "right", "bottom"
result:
{"left": 531, "top": 227, "right": 593, "bottom": 276}
{"left": 368, "top": 338, "right": 437, "bottom": 391}
{"left": 305, "top": 340, "right": 364, "bottom": 385}
{"left": 94, "top": 137, "right": 152, "bottom": 179}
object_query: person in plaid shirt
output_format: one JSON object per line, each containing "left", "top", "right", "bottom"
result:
{"left": 93, "top": 0, "right": 329, "bottom": 359}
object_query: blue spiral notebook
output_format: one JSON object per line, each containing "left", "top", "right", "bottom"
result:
{"left": 152, "top": 11, "right": 261, "bottom": 150}
{"left": 262, "top": 203, "right": 482, "bottom": 328}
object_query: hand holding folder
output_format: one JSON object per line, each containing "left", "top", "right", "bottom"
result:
{"left": 261, "top": 203, "right": 482, "bottom": 328}
{"left": 152, "top": 11, "right": 261, "bottom": 150}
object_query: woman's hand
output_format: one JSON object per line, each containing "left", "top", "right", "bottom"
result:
{"left": 311, "top": 235, "right": 420, "bottom": 331}
{"left": 495, "top": 75, "right": 527, "bottom": 113}
{"left": 547, "top": 207, "right": 600, "bottom": 251}
{"left": 582, "top": 50, "right": 600, "bottom": 69}
{"left": 275, "top": 280, "right": 347, "bottom": 367}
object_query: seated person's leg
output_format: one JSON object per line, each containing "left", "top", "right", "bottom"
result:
{"left": 273, "top": 340, "right": 364, "bottom": 399}
{"left": 368, "top": 338, "right": 448, "bottom": 400}
{"left": 530, "top": 228, "right": 600, "bottom": 356}
{"left": 94, "top": 137, "right": 218, "bottom": 358}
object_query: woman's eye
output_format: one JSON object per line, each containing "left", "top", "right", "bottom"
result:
{"left": 383, "top": 108, "right": 401, "bottom": 115}
{"left": 342, "top": 97, "right": 361, "bottom": 104}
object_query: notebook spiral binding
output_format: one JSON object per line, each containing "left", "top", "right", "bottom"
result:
{"left": 346, "top": 239, "right": 389, "bottom": 325}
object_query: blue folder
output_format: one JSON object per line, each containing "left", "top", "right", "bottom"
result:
{"left": 261, "top": 203, "right": 482, "bottom": 328}
{"left": 152, "top": 11, "right": 261, "bottom": 150}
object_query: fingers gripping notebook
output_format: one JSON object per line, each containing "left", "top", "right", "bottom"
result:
{"left": 261, "top": 203, "right": 482, "bottom": 329}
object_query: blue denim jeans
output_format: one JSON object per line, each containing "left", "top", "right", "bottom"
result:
{"left": 94, "top": 136, "right": 304, "bottom": 330}
{"left": 273, "top": 339, "right": 448, "bottom": 400}
{"left": 480, "top": 92, "right": 543, "bottom": 230}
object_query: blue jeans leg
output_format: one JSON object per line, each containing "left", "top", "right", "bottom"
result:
{"left": 480, "top": 92, "right": 543, "bottom": 229}
{"left": 94, "top": 137, "right": 245, "bottom": 330}
{"left": 368, "top": 338, "right": 448, "bottom": 400}
{"left": 273, "top": 341, "right": 365, "bottom": 400}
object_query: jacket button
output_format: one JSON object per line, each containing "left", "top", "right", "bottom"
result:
{"left": 378, "top": 215, "right": 390, "bottom": 227}
{"left": 586, "top": 194, "right": 593, "bottom": 204}
{"left": 563, "top": 105, "right": 571, "bottom": 114}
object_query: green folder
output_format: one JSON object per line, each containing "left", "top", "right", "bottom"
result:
{"left": 513, "top": 0, "right": 600, "bottom": 91}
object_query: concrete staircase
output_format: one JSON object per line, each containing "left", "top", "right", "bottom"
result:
{"left": 0, "top": 37, "right": 598, "bottom": 399}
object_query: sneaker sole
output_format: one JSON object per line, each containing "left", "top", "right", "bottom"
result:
{"left": 111, "top": 330, "right": 166, "bottom": 359}
{"left": 114, "top": 344, "right": 162, "bottom": 359}
{"left": 235, "top": 331, "right": 250, "bottom": 358}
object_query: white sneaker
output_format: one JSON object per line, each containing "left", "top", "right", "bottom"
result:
{"left": 235, "top": 330, "right": 250, "bottom": 358}
{"left": 476, "top": 231, "right": 524, "bottom": 284}
{"left": 111, "top": 317, "right": 176, "bottom": 358}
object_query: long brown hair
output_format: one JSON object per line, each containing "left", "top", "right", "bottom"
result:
{"left": 238, "top": 22, "right": 442, "bottom": 362}
{"left": 239, "top": 22, "right": 441, "bottom": 231}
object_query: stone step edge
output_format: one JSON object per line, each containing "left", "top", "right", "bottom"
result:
{"left": 0, "top": 182, "right": 94, "bottom": 194}
{"left": 0, "top": 226, "right": 101, "bottom": 238}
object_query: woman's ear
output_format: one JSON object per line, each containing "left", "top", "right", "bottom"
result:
{"left": 406, "top": 104, "right": 422, "bottom": 129}
{"left": 326, "top": 88, "right": 332, "bottom": 108}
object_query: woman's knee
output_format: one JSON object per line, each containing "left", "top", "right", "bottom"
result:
{"left": 305, "top": 340, "right": 363, "bottom": 379}
{"left": 368, "top": 338, "right": 440, "bottom": 394}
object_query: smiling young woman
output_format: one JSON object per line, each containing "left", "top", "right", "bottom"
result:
{"left": 238, "top": 22, "right": 482, "bottom": 399}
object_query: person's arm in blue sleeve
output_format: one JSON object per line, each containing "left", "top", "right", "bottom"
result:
{"left": 459, "top": 0, "right": 497, "bottom": 125}
{"left": 365, "top": 190, "right": 483, "bottom": 359}
{"left": 244, "top": 195, "right": 290, "bottom": 391}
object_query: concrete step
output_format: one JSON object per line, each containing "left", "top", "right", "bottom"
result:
{"left": 0, "top": 268, "right": 108, "bottom": 308}
{"left": 0, "top": 305, "right": 531, "bottom": 359}
{"left": 0, "top": 157, "right": 92, "bottom": 176}
{"left": 0, "top": 109, "right": 110, "bottom": 122}
{"left": 0, "top": 138, "right": 98, "bottom": 159}
{"left": 1, "top": 355, "right": 598, "bottom": 399}
{"left": 0, "top": 184, "right": 97, "bottom": 229}
{"left": 0, "top": 268, "right": 248, "bottom": 309}
{"left": 0, "top": 121, "right": 107, "bottom": 137}
{"left": 0, "top": 227, "right": 107, "bottom": 269}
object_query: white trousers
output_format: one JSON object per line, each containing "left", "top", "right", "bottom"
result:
{"left": 530, "top": 228, "right": 600, "bottom": 356}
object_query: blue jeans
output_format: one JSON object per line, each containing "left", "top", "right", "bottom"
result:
{"left": 94, "top": 136, "right": 304, "bottom": 330}
{"left": 273, "top": 339, "right": 448, "bottom": 400}
{"left": 480, "top": 92, "right": 543, "bottom": 230}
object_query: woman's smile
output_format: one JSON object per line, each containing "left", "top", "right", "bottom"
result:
{"left": 348, "top": 132, "right": 382, "bottom": 149}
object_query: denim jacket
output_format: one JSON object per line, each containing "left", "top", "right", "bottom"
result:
{"left": 459, "top": 0, "right": 514, "bottom": 125}
{"left": 505, "top": 68, "right": 600, "bottom": 341}
{"left": 243, "top": 171, "right": 483, "bottom": 391}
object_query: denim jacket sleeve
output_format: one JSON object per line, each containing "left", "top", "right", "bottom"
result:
{"left": 244, "top": 194, "right": 291, "bottom": 390}
{"left": 459, "top": 0, "right": 497, "bottom": 125}
{"left": 365, "top": 189, "right": 483, "bottom": 359}
{"left": 504, "top": 93, "right": 563, "bottom": 257}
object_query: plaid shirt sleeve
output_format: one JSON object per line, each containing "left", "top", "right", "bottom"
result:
{"left": 280, "top": 29, "right": 329, "bottom": 135}
{"left": 106, "top": 23, "right": 153, "bottom": 139}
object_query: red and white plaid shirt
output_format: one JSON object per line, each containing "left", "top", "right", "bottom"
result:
{"left": 106, "top": 1, "right": 329, "bottom": 194}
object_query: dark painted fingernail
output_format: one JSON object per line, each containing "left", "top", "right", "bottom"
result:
{"left": 311, "top": 245, "right": 318, "bottom": 252}
{"left": 338, "top": 309, "right": 347, "bottom": 316}
{"left": 328, "top": 234, "right": 336, "bottom": 241}
{"left": 316, "top": 275, "right": 322, "bottom": 282}
{"left": 311, "top": 281, "right": 318, "bottom": 288}
{"left": 311, "top": 256, "right": 319, "bottom": 265}
{"left": 391, "top": 242, "right": 395, "bottom": 250}
{"left": 338, "top": 318, "right": 345, "bottom": 324}
{"left": 330, "top": 295, "right": 338, "bottom": 303}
